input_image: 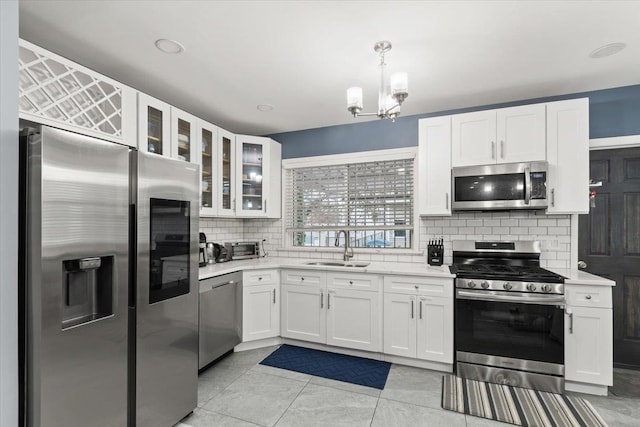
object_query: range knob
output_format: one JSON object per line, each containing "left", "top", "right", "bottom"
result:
{"left": 503, "top": 282, "right": 513, "bottom": 291}
{"left": 526, "top": 283, "right": 536, "bottom": 292}
{"left": 468, "top": 281, "right": 477, "bottom": 289}
{"left": 481, "top": 281, "right": 490, "bottom": 289}
{"left": 541, "top": 284, "right": 553, "bottom": 293}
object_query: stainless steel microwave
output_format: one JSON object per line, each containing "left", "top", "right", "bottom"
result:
{"left": 452, "top": 161, "right": 548, "bottom": 211}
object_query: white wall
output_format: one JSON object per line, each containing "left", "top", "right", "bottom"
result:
{"left": 0, "top": 1, "right": 19, "bottom": 426}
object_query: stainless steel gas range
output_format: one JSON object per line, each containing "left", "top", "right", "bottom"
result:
{"left": 450, "top": 240, "right": 567, "bottom": 393}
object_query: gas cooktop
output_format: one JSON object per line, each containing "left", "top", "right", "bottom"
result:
{"left": 449, "top": 263, "right": 566, "bottom": 283}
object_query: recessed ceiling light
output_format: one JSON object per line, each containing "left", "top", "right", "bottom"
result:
{"left": 257, "top": 104, "right": 274, "bottom": 112}
{"left": 589, "top": 42, "right": 626, "bottom": 59}
{"left": 155, "top": 39, "right": 185, "bottom": 54}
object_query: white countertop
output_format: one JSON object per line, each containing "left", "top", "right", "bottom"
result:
{"left": 548, "top": 268, "right": 615, "bottom": 287}
{"left": 199, "top": 258, "right": 613, "bottom": 287}
{"left": 199, "top": 257, "right": 454, "bottom": 280}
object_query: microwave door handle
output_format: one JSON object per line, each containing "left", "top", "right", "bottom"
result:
{"left": 524, "top": 166, "right": 531, "bottom": 205}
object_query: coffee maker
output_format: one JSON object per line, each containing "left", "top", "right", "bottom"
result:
{"left": 199, "top": 232, "right": 208, "bottom": 267}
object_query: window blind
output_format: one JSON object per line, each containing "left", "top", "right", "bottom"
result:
{"left": 285, "top": 157, "right": 414, "bottom": 248}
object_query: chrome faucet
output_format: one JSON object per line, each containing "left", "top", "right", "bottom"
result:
{"left": 335, "top": 230, "right": 354, "bottom": 262}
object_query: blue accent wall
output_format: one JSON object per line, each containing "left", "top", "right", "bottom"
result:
{"left": 271, "top": 84, "right": 640, "bottom": 159}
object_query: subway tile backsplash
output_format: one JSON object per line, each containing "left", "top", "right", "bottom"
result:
{"left": 201, "top": 211, "right": 572, "bottom": 269}
{"left": 419, "top": 211, "right": 571, "bottom": 269}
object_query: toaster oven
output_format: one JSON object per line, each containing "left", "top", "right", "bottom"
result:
{"left": 225, "top": 241, "right": 260, "bottom": 260}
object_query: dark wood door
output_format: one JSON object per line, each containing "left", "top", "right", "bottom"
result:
{"left": 579, "top": 147, "right": 640, "bottom": 369}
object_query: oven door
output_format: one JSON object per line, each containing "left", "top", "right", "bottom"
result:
{"left": 452, "top": 162, "right": 548, "bottom": 210}
{"left": 455, "top": 289, "right": 565, "bottom": 366}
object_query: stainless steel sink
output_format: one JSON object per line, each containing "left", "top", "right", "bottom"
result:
{"left": 304, "top": 261, "right": 370, "bottom": 268}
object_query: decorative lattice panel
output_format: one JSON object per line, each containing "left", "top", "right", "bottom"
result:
{"left": 18, "top": 45, "right": 123, "bottom": 137}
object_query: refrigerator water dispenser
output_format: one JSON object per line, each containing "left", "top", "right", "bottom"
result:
{"left": 62, "top": 256, "right": 114, "bottom": 329}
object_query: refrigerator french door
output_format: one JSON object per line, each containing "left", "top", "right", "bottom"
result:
{"left": 133, "top": 151, "right": 199, "bottom": 427}
{"left": 20, "top": 126, "right": 130, "bottom": 427}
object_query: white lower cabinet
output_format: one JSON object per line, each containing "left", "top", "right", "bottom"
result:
{"left": 564, "top": 283, "right": 613, "bottom": 387}
{"left": 383, "top": 293, "right": 417, "bottom": 358}
{"left": 383, "top": 276, "right": 454, "bottom": 364}
{"left": 280, "top": 270, "right": 382, "bottom": 352}
{"left": 416, "top": 296, "right": 453, "bottom": 363}
{"left": 280, "top": 283, "right": 326, "bottom": 344}
{"left": 242, "top": 270, "right": 280, "bottom": 342}
{"left": 326, "top": 287, "right": 381, "bottom": 352}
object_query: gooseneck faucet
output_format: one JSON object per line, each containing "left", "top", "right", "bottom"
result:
{"left": 335, "top": 230, "right": 354, "bottom": 262}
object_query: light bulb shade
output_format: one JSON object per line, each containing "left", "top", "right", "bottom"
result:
{"left": 346, "top": 86, "right": 363, "bottom": 109}
{"left": 390, "top": 72, "right": 408, "bottom": 101}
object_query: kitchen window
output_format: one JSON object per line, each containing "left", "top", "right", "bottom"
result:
{"left": 284, "top": 149, "right": 415, "bottom": 249}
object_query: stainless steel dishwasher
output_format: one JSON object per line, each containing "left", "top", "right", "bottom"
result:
{"left": 199, "top": 271, "right": 242, "bottom": 370}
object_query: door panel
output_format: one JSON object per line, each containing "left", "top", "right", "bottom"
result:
{"left": 383, "top": 293, "right": 416, "bottom": 358}
{"left": 579, "top": 147, "right": 640, "bottom": 368}
{"left": 280, "top": 284, "right": 325, "bottom": 343}
{"left": 326, "top": 289, "right": 381, "bottom": 352}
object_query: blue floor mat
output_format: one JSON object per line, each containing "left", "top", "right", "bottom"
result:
{"left": 259, "top": 345, "right": 391, "bottom": 390}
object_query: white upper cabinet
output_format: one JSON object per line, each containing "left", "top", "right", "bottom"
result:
{"left": 451, "top": 110, "right": 496, "bottom": 167}
{"left": 451, "top": 104, "right": 546, "bottom": 167}
{"left": 18, "top": 40, "right": 136, "bottom": 147}
{"left": 235, "top": 135, "right": 281, "bottom": 218}
{"left": 418, "top": 116, "right": 452, "bottom": 216}
{"left": 171, "top": 108, "right": 197, "bottom": 162}
{"left": 197, "top": 120, "right": 218, "bottom": 216}
{"left": 138, "top": 92, "right": 171, "bottom": 156}
{"left": 216, "top": 128, "right": 236, "bottom": 217}
{"left": 546, "top": 98, "right": 589, "bottom": 214}
{"left": 497, "top": 104, "right": 546, "bottom": 163}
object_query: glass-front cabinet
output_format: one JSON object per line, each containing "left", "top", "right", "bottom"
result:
{"left": 171, "top": 108, "right": 197, "bottom": 162}
{"left": 198, "top": 120, "right": 217, "bottom": 216}
{"left": 217, "top": 128, "right": 236, "bottom": 217}
{"left": 138, "top": 93, "right": 171, "bottom": 156}
{"left": 236, "top": 135, "right": 280, "bottom": 217}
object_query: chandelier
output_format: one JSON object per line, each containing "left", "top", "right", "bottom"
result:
{"left": 346, "top": 41, "right": 408, "bottom": 121}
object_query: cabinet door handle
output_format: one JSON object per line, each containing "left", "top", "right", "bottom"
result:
{"left": 419, "top": 300, "right": 423, "bottom": 319}
{"left": 258, "top": 276, "right": 262, "bottom": 281}
{"left": 273, "top": 288, "right": 276, "bottom": 304}
{"left": 445, "top": 192, "right": 449, "bottom": 210}
{"left": 233, "top": 198, "right": 236, "bottom": 212}
{"left": 566, "top": 307, "right": 573, "bottom": 334}
{"left": 411, "top": 299, "right": 414, "bottom": 319}
{"left": 320, "top": 291, "right": 324, "bottom": 308}
{"left": 500, "top": 140, "right": 504, "bottom": 159}
{"left": 491, "top": 141, "right": 496, "bottom": 159}
{"left": 264, "top": 199, "right": 267, "bottom": 213}
{"left": 328, "top": 292, "right": 331, "bottom": 310}
{"left": 551, "top": 188, "right": 555, "bottom": 207}
{"left": 586, "top": 295, "right": 592, "bottom": 300}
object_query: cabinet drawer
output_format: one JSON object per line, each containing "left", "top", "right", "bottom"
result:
{"left": 281, "top": 269, "right": 325, "bottom": 287}
{"left": 326, "top": 272, "right": 380, "bottom": 291}
{"left": 566, "top": 285, "right": 612, "bottom": 309}
{"left": 243, "top": 269, "right": 279, "bottom": 286}
{"left": 384, "top": 275, "right": 453, "bottom": 298}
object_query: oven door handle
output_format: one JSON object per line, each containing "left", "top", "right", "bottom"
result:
{"left": 456, "top": 289, "right": 565, "bottom": 305}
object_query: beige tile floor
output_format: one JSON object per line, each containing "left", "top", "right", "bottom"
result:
{"left": 177, "top": 346, "right": 640, "bottom": 427}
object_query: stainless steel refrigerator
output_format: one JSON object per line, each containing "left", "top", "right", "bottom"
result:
{"left": 20, "top": 125, "right": 199, "bottom": 427}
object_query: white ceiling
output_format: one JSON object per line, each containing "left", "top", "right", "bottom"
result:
{"left": 18, "top": 0, "right": 640, "bottom": 136}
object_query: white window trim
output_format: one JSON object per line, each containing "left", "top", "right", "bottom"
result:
{"left": 281, "top": 147, "right": 420, "bottom": 254}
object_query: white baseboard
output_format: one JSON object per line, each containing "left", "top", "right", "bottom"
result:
{"left": 234, "top": 337, "right": 283, "bottom": 352}
{"left": 565, "top": 381, "right": 609, "bottom": 396}
{"left": 382, "top": 354, "right": 453, "bottom": 373}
